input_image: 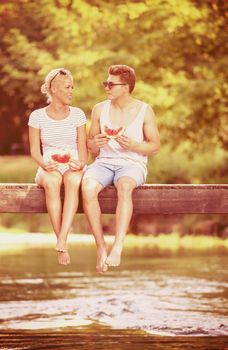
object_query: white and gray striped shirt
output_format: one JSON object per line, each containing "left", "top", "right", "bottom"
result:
{"left": 28, "top": 106, "right": 86, "bottom": 160}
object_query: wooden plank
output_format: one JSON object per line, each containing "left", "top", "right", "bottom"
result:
{"left": 0, "top": 183, "right": 227, "bottom": 214}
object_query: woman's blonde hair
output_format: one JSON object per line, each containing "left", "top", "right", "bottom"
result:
{"left": 41, "top": 68, "right": 73, "bottom": 103}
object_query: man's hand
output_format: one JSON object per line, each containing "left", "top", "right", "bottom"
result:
{"left": 116, "top": 135, "right": 137, "bottom": 151}
{"left": 69, "top": 160, "right": 84, "bottom": 171}
{"left": 93, "top": 134, "right": 109, "bottom": 148}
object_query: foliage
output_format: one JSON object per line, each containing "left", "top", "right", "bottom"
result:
{"left": 0, "top": 0, "right": 227, "bottom": 155}
{"left": 148, "top": 142, "right": 228, "bottom": 184}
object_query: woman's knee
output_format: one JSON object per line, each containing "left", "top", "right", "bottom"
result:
{"left": 63, "top": 172, "right": 82, "bottom": 189}
{"left": 42, "top": 175, "right": 62, "bottom": 192}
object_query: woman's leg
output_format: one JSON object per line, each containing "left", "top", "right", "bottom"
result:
{"left": 37, "top": 170, "right": 63, "bottom": 235}
{"left": 56, "top": 170, "right": 83, "bottom": 261}
{"left": 36, "top": 171, "right": 70, "bottom": 265}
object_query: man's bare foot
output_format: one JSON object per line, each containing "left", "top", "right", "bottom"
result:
{"left": 56, "top": 240, "right": 70, "bottom": 265}
{"left": 96, "top": 247, "right": 108, "bottom": 273}
{"left": 106, "top": 245, "right": 123, "bottom": 267}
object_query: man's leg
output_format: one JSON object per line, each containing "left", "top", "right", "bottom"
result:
{"left": 106, "top": 176, "right": 137, "bottom": 267}
{"left": 82, "top": 178, "right": 108, "bottom": 273}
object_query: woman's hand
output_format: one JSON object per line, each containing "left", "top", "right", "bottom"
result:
{"left": 69, "top": 159, "right": 84, "bottom": 171}
{"left": 42, "top": 161, "right": 58, "bottom": 172}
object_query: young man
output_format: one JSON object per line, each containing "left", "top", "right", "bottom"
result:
{"left": 82, "top": 65, "right": 160, "bottom": 273}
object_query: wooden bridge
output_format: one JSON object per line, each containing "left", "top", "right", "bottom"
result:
{"left": 0, "top": 183, "right": 227, "bottom": 214}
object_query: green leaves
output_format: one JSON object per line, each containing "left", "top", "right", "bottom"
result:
{"left": 0, "top": 0, "right": 227, "bottom": 155}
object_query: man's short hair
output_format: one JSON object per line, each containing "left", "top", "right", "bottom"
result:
{"left": 108, "top": 65, "right": 136, "bottom": 93}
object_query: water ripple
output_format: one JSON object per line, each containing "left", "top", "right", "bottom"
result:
{"left": 0, "top": 272, "right": 227, "bottom": 336}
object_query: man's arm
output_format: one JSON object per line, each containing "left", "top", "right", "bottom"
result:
{"left": 87, "top": 103, "right": 108, "bottom": 158}
{"left": 141, "top": 105, "right": 160, "bottom": 155}
{"left": 117, "top": 105, "right": 160, "bottom": 156}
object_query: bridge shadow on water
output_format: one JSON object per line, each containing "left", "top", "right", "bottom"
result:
{"left": 1, "top": 328, "right": 228, "bottom": 350}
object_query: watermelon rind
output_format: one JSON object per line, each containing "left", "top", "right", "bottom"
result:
{"left": 101, "top": 125, "right": 126, "bottom": 139}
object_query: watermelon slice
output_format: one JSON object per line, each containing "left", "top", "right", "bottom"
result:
{"left": 101, "top": 125, "right": 125, "bottom": 139}
{"left": 51, "top": 153, "right": 71, "bottom": 164}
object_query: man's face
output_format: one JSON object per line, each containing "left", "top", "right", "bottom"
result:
{"left": 104, "top": 74, "right": 128, "bottom": 100}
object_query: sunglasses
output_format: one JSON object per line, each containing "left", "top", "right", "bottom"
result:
{"left": 49, "top": 69, "right": 67, "bottom": 87}
{"left": 103, "top": 81, "right": 128, "bottom": 89}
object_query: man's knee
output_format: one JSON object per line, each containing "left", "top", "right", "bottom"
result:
{"left": 82, "top": 178, "right": 101, "bottom": 200}
{"left": 116, "top": 179, "right": 136, "bottom": 197}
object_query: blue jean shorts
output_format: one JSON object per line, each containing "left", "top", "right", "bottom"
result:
{"left": 83, "top": 161, "right": 147, "bottom": 188}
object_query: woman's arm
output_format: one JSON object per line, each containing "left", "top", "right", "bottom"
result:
{"left": 28, "top": 126, "right": 58, "bottom": 171}
{"left": 28, "top": 126, "right": 45, "bottom": 167}
{"left": 69, "top": 124, "right": 88, "bottom": 171}
{"left": 77, "top": 124, "right": 88, "bottom": 166}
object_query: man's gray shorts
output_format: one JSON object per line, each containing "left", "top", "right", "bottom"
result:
{"left": 83, "top": 161, "right": 146, "bottom": 187}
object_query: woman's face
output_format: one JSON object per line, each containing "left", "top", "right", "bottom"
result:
{"left": 51, "top": 75, "right": 74, "bottom": 105}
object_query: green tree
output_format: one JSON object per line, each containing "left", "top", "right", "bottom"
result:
{"left": 0, "top": 0, "right": 227, "bottom": 155}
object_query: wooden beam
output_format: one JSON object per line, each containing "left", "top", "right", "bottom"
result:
{"left": 0, "top": 183, "right": 227, "bottom": 214}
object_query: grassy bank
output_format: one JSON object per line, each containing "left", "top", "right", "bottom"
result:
{"left": 0, "top": 232, "right": 227, "bottom": 254}
{"left": 0, "top": 156, "right": 37, "bottom": 182}
{"left": 0, "top": 147, "right": 227, "bottom": 184}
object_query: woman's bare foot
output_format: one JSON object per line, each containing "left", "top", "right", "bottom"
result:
{"left": 106, "top": 244, "right": 123, "bottom": 267}
{"left": 57, "top": 251, "right": 70, "bottom": 265}
{"left": 56, "top": 239, "right": 70, "bottom": 265}
{"left": 96, "top": 247, "right": 108, "bottom": 273}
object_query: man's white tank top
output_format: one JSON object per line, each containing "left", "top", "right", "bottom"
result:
{"left": 96, "top": 99, "right": 148, "bottom": 172}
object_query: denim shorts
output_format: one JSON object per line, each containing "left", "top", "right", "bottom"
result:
{"left": 83, "top": 161, "right": 147, "bottom": 188}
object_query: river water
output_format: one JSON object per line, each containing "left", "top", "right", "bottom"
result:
{"left": 0, "top": 234, "right": 227, "bottom": 349}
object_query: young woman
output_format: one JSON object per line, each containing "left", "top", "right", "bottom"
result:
{"left": 28, "top": 68, "right": 87, "bottom": 265}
